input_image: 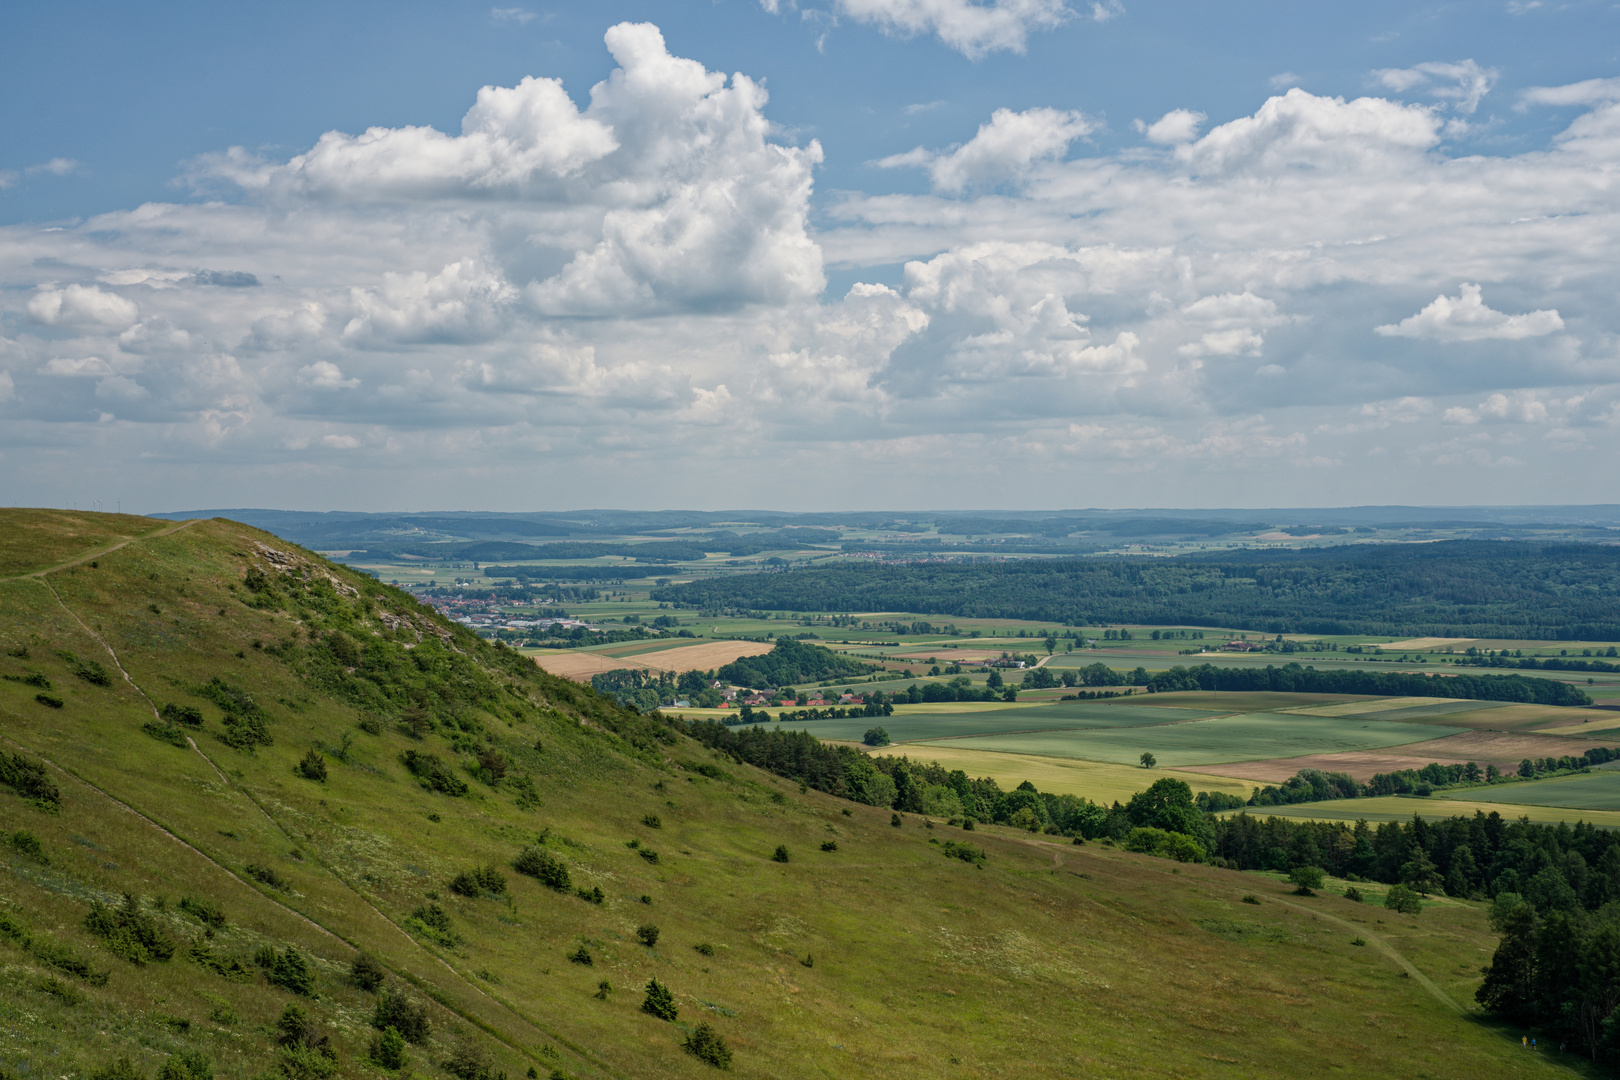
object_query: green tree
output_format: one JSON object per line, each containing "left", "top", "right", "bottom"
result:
{"left": 1475, "top": 898, "right": 1536, "bottom": 1019}
{"left": 986, "top": 668, "right": 1003, "bottom": 689}
{"left": 1288, "top": 865, "right": 1325, "bottom": 896}
{"left": 1139, "top": 751, "right": 1156, "bottom": 769}
{"left": 1124, "top": 778, "right": 1201, "bottom": 836}
{"left": 370, "top": 1026, "right": 408, "bottom": 1071}
{"left": 862, "top": 727, "right": 890, "bottom": 747}
{"left": 1384, "top": 883, "right": 1422, "bottom": 915}
{"left": 642, "top": 976, "right": 678, "bottom": 1021}
{"left": 1401, "top": 848, "right": 1443, "bottom": 898}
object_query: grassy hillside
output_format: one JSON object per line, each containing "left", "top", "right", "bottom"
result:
{"left": 0, "top": 511, "right": 1570, "bottom": 1079}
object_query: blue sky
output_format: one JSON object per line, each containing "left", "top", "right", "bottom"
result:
{"left": 2, "top": 0, "right": 1619, "bottom": 511}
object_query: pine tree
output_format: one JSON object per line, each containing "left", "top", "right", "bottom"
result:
{"left": 641, "top": 976, "right": 678, "bottom": 1021}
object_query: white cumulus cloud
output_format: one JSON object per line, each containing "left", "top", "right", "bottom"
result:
{"left": 1136, "top": 108, "right": 1206, "bottom": 145}
{"left": 1375, "top": 284, "right": 1564, "bottom": 342}
{"left": 822, "top": 0, "right": 1072, "bottom": 59}
{"left": 878, "top": 107, "right": 1095, "bottom": 192}
{"left": 27, "top": 284, "right": 139, "bottom": 328}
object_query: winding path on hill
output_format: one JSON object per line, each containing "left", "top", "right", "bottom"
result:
{"left": 4, "top": 516, "right": 199, "bottom": 581}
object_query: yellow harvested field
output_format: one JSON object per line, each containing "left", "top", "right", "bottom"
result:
{"left": 531, "top": 639, "right": 775, "bottom": 681}
{"left": 629, "top": 639, "right": 776, "bottom": 672}
{"left": 530, "top": 651, "right": 650, "bottom": 681}
{"left": 850, "top": 742, "right": 1254, "bottom": 804}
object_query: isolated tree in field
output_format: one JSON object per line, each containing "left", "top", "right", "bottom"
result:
{"left": 642, "top": 976, "right": 678, "bottom": 1021}
{"left": 1139, "top": 752, "right": 1156, "bottom": 769}
{"left": 1384, "top": 883, "right": 1422, "bottom": 915}
{"left": 863, "top": 727, "right": 890, "bottom": 747}
{"left": 1288, "top": 865, "right": 1325, "bottom": 896}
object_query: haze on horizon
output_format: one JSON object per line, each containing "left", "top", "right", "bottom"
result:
{"left": 2, "top": 0, "right": 1618, "bottom": 514}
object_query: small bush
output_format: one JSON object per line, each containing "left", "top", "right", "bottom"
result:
{"left": 88, "top": 1057, "right": 146, "bottom": 1080}
{"left": 370, "top": 1025, "right": 408, "bottom": 1070}
{"left": 940, "top": 840, "right": 986, "bottom": 866}
{"left": 450, "top": 865, "right": 508, "bottom": 897}
{"left": 639, "top": 848, "right": 660, "bottom": 864}
{"left": 636, "top": 924, "right": 660, "bottom": 947}
{"left": 1351, "top": 936, "right": 1367, "bottom": 947}
{"left": 351, "top": 952, "right": 387, "bottom": 991}
{"left": 259, "top": 945, "right": 316, "bottom": 996}
{"left": 568, "top": 944, "right": 593, "bottom": 966}
{"left": 0, "top": 752, "right": 60, "bottom": 808}
{"left": 513, "top": 846, "right": 570, "bottom": 891}
{"left": 694, "top": 942, "right": 715, "bottom": 957}
{"left": 641, "top": 976, "right": 678, "bottom": 1021}
{"left": 84, "top": 895, "right": 176, "bottom": 965}
{"left": 61, "top": 652, "right": 112, "bottom": 687}
{"left": 296, "top": 750, "right": 327, "bottom": 783}
{"left": 374, "top": 987, "right": 431, "bottom": 1043}
{"left": 156, "top": 1049, "right": 212, "bottom": 1080}
{"left": 1241, "top": 894, "right": 1261, "bottom": 905}
{"left": 358, "top": 716, "right": 384, "bottom": 736}
{"left": 245, "top": 863, "right": 292, "bottom": 891}
{"left": 891, "top": 813, "right": 903, "bottom": 827}
{"left": 443, "top": 1040, "right": 494, "bottom": 1080}
{"left": 37, "top": 975, "right": 84, "bottom": 1005}
{"left": 577, "top": 885, "right": 604, "bottom": 904}
{"left": 161, "top": 703, "right": 204, "bottom": 727}
{"left": 1344, "top": 886, "right": 1364, "bottom": 903}
{"left": 642, "top": 814, "right": 662, "bottom": 829}
{"left": 408, "top": 903, "right": 455, "bottom": 946}
{"left": 594, "top": 979, "right": 612, "bottom": 999}
{"left": 684, "top": 1021, "right": 734, "bottom": 1069}
{"left": 401, "top": 750, "right": 468, "bottom": 796}
{"left": 771, "top": 845, "right": 790, "bottom": 863}
{"left": 178, "top": 896, "right": 225, "bottom": 928}
{"left": 1, "top": 670, "right": 48, "bottom": 688}
{"left": 8, "top": 829, "right": 47, "bottom": 862}
{"left": 144, "top": 713, "right": 196, "bottom": 747}
{"left": 35, "top": 693, "right": 63, "bottom": 709}
{"left": 820, "top": 840, "right": 838, "bottom": 852}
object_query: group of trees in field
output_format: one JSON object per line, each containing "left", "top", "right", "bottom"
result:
{"left": 1245, "top": 751, "right": 1619, "bottom": 807}
{"left": 714, "top": 638, "right": 875, "bottom": 689}
{"left": 1140, "top": 662, "right": 1590, "bottom": 705}
{"left": 652, "top": 540, "right": 1620, "bottom": 639}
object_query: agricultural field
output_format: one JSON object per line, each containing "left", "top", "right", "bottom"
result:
{"left": 916, "top": 712, "right": 1450, "bottom": 769}
{"left": 1434, "top": 772, "right": 1620, "bottom": 811}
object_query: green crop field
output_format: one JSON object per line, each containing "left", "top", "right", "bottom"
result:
{"left": 915, "top": 712, "right": 1456, "bottom": 768}
{"left": 1436, "top": 772, "right": 1620, "bottom": 811}
{"left": 778, "top": 702, "right": 1226, "bottom": 743}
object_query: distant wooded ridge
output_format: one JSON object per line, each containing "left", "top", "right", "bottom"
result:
{"left": 651, "top": 541, "right": 1620, "bottom": 639}
{"left": 148, "top": 506, "right": 1620, "bottom": 551}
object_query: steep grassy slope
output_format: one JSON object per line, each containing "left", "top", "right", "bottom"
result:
{"left": 0, "top": 512, "right": 1569, "bottom": 1079}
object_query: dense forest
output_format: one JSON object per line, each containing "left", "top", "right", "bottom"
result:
{"left": 653, "top": 541, "right": 1620, "bottom": 639}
